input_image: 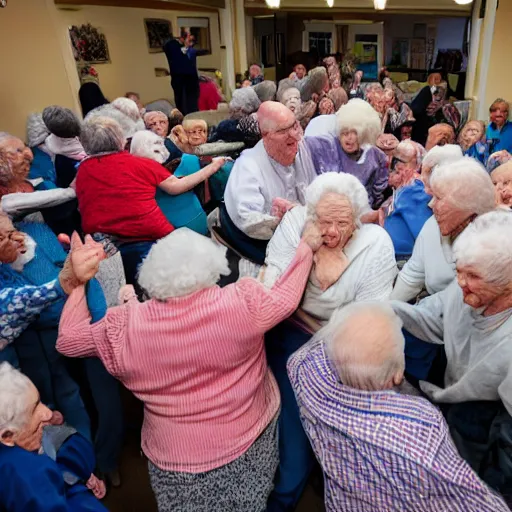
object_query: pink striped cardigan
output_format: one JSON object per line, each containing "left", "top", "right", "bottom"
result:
{"left": 57, "top": 241, "right": 313, "bottom": 473}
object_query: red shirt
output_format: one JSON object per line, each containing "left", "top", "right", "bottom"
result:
{"left": 76, "top": 152, "right": 174, "bottom": 240}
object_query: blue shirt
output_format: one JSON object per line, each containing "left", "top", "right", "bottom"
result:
{"left": 486, "top": 121, "right": 512, "bottom": 153}
{"left": 384, "top": 179, "right": 433, "bottom": 259}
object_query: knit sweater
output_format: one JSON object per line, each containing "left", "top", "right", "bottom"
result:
{"left": 57, "top": 241, "right": 313, "bottom": 473}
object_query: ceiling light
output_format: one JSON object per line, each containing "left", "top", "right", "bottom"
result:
{"left": 374, "top": 0, "right": 387, "bottom": 9}
{"left": 327, "top": 0, "right": 334, "bottom": 6}
{"left": 454, "top": 0, "right": 473, "bottom": 4}
{"left": 265, "top": 0, "right": 280, "bottom": 8}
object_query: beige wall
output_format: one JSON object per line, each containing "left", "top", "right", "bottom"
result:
{"left": 0, "top": 0, "right": 222, "bottom": 139}
{"left": 56, "top": 5, "right": 222, "bottom": 105}
{"left": 484, "top": 0, "right": 512, "bottom": 109}
{"left": 0, "top": 0, "right": 77, "bottom": 139}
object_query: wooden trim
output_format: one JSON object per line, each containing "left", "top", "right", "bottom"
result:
{"left": 246, "top": 7, "right": 470, "bottom": 17}
{"left": 54, "top": 0, "right": 223, "bottom": 12}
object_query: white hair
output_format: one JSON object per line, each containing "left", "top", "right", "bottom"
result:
{"left": 0, "top": 363, "right": 33, "bottom": 434}
{"left": 85, "top": 103, "right": 145, "bottom": 139}
{"left": 305, "top": 172, "right": 370, "bottom": 225}
{"left": 454, "top": 210, "right": 512, "bottom": 287}
{"left": 336, "top": 98, "right": 382, "bottom": 146}
{"left": 138, "top": 228, "right": 231, "bottom": 299}
{"left": 111, "top": 97, "right": 142, "bottom": 122}
{"left": 319, "top": 302, "right": 405, "bottom": 391}
{"left": 130, "top": 130, "right": 170, "bottom": 164}
{"left": 430, "top": 157, "right": 496, "bottom": 215}
{"left": 422, "top": 144, "right": 463, "bottom": 175}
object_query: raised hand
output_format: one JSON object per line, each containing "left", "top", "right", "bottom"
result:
{"left": 302, "top": 221, "right": 323, "bottom": 252}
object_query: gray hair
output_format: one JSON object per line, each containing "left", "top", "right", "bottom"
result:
{"left": 252, "top": 80, "right": 277, "bottom": 102}
{"left": 85, "top": 104, "right": 145, "bottom": 139}
{"left": 320, "top": 302, "right": 405, "bottom": 391}
{"left": 0, "top": 363, "right": 34, "bottom": 434}
{"left": 42, "top": 106, "right": 82, "bottom": 138}
{"left": 301, "top": 67, "right": 328, "bottom": 102}
{"left": 229, "top": 88, "right": 261, "bottom": 118}
{"left": 138, "top": 228, "right": 231, "bottom": 299}
{"left": 80, "top": 116, "right": 126, "bottom": 155}
{"left": 111, "top": 97, "right": 142, "bottom": 122}
{"left": 26, "top": 113, "right": 50, "bottom": 147}
{"left": 336, "top": 99, "right": 382, "bottom": 146}
{"left": 430, "top": 157, "right": 496, "bottom": 215}
{"left": 276, "top": 79, "right": 297, "bottom": 103}
{"left": 453, "top": 210, "right": 512, "bottom": 287}
{"left": 305, "top": 172, "right": 370, "bottom": 225}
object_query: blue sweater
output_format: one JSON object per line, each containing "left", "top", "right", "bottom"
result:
{"left": 0, "top": 222, "right": 105, "bottom": 328}
{"left": 486, "top": 121, "right": 512, "bottom": 153}
{"left": 384, "top": 180, "right": 433, "bottom": 259}
{"left": 29, "top": 147, "right": 56, "bottom": 188}
{"left": 0, "top": 435, "right": 107, "bottom": 511}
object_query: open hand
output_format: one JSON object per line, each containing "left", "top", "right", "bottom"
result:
{"left": 271, "top": 197, "right": 296, "bottom": 220}
{"left": 302, "top": 221, "right": 323, "bottom": 252}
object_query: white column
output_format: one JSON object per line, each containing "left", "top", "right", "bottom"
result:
{"left": 475, "top": 0, "right": 498, "bottom": 120}
{"left": 235, "top": 0, "right": 248, "bottom": 74}
{"left": 219, "top": 4, "right": 236, "bottom": 99}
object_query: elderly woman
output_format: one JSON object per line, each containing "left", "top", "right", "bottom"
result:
{"left": 364, "top": 140, "right": 431, "bottom": 262}
{"left": 459, "top": 120, "right": 489, "bottom": 164}
{"left": 57, "top": 226, "right": 319, "bottom": 512}
{"left": 421, "top": 144, "right": 463, "bottom": 195}
{"left": 253, "top": 80, "right": 277, "bottom": 103}
{"left": 305, "top": 98, "right": 388, "bottom": 208}
{"left": 76, "top": 117, "right": 225, "bottom": 283}
{"left": 492, "top": 161, "right": 512, "bottom": 207}
{"left": 425, "top": 122, "right": 456, "bottom": 151}
{"left": 277, "top": 83, "right": 302, "bottom": 115}
{"left": 487, "top": 98, "right": 512, "bottom": 152}
{"left": 391, "top": 210, "right": 512, "bottom": 498}
{"left": 144, "top": 110, "right": 182, "bottom": 162}
{"left": 262, "top": 172, "right": 397, "bottom": 511}
{"left": 130, "top": 130, "right": 208, "bottom": 235}
{"left": 0, "top": 363, "right": 108, "bottom": 511}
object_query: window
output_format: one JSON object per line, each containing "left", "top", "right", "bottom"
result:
{"left": 308, "top": 31, "right": 332, "bottom": 57}
{"left": 177, "top": 17, "right": 211, "bottom": 55}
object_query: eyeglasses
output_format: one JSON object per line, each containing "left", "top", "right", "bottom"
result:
{"left": 274, "top": 120, "right": 301, "bottom": 137}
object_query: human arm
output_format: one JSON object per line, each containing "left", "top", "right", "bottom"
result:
{"left": 158, "top": 157, "right": 227, "bottom": 195}
{"left": 390, "top": 287, "right": 447, "bottom": 344}
{"left": 1, "top": 188, "right": 76, "bottom": 217}
{"left": 390, "top": 221, "right": 428, "bottom": 301}
{"left": 370, "top": 149, "right": 389, "bottom": 208}
{"left": 236, "top": 239, "right": 314, "bottom": 333}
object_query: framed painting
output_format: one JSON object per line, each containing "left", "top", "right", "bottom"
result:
{"left": 144, "top": 18, "right": 172, "bottom": 54}
{"left": 69, "top": 23, "right": 110, "bottom": 64}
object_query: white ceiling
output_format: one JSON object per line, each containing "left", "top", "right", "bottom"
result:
{"left": 245, "top": 0, "right": 472, "bottom": 13}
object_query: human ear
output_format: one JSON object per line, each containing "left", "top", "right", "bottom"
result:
{"left": 393, "top": 370, "right": 404, "bottom": 387}
{"left": 0, "top": 429, "right": 15, "bottom": 447}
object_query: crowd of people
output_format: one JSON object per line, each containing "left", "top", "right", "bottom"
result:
{"left": 1, "top": 51, "right": 512, "bottom": 512}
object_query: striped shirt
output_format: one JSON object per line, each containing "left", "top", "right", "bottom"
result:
{"left": 57, "top": 241, "right": 313, "bottom": 473}
{"left": 288, "top": 339, "right": 509, "bottom": 512}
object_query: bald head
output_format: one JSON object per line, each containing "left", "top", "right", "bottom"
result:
{"left": 324, "top": 302, "right": 405, "bottom": 391}
{"left": 258, "top": 101, "right": 296, "bottom": 135}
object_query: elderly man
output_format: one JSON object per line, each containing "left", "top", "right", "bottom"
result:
{"left": 222, "top": 101, "right": 316, "bottom": 263}
{"left": 288, "top": 302, "right": 509, "bottom": 511}
{"left": 391, "top": 210, "right": 512, "bottom": 500}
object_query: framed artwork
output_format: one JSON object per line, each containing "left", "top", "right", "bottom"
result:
{"left": 177, "top": 17, "right": 211, "bottom": 55}
{"left": 391, "top": 38, "right": 410, "bottom": 67}
{"left": 410, "top": 38, "right": 426, "bottom": 69}
{"left": 144, "top": 18, "right": 172, "bottom": 54}
{"left": 69, "top": 23, "right": 110, "bottom": 64}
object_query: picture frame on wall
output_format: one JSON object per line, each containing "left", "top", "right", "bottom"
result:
{"left": 177, "top": 17, "right": 212, "bottom": 55}
{"left": 144, "top": 18, "right": 172, "bottom": 54}
{"left": 69, "top": 23, "right": 111, "bottom": 64}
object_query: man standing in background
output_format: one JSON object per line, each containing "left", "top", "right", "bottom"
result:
{"left": 164, "top": 28, "right": 208, "bottom": 115}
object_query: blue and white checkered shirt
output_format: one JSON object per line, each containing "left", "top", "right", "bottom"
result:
{"left": 288, "top": 339, "right": 509, "bottom": 512}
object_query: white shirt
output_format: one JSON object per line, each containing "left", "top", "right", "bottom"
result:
{"left": 224, "top": 140, "right": 317, "bottom": 240}
{"left": 263, "top": 205, "right": 397, "bottom": 323}
{"left": 391, "top": 280, "right": 512, "bottom": 415}
{"left": 304, "top": 114, "right": 337, "bottom": 138}
{"left": 390, "top": 215, "right": 456, "bottom": 302}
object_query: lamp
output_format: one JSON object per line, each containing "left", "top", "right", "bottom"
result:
{"left": 327, "top": 0, "right": 334, "bottom": 6}
{"left": 454, "top": 0, "right": 473, "bottom": 4}
{"left": 265, "top": 0, "right": 280, "bottom": 8}
{"left": 374, "top": 0, "right": 387, "bottom": 9}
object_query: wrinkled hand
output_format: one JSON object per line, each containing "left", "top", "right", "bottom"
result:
{"left": 171, "top": 125, "right": 189, "bottom": 146}
{"left": 360, "top": 210, "right": 379, "bottom": 225}
{"left": 118, "top": 284, "right": 137, "bottom": 305}
{"left": 313, "top": 246, "right": 349, "bottom": 291}
{"left": 301, "top": 221, "right": 323, "bottom": 252}
{"left": 271, "top": 197, "right": 296, "bottom": 220}
{"left": 59, "top": 232, "right": 106, "bottom": 295}
{"left": 49, "top": 410, "right": 64, "bottom": 426}
{"left": 86, "top": 474, "right": 106, "bottom": 500}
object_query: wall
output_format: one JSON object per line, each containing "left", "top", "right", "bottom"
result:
{"left": 434, "top": 17, "right": 466, "bottom": 56}
{"left": 56, "top": 5, "right": 222, "bottom": 104}
{"left": 0, "top": 0, "right": 77, "bottom": 139}
{"left": 485, "top": 0, "right": 512, "bottom": 109}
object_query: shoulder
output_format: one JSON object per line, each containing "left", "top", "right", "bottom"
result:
{"left": 358, "top": 223, "right": 394, "bottom": 249}
{"left": 366, "top": 145, "right": 387, "bottom": 163}
{"left": 305, "top": 135, "right": 338, "bottom": 153}
{"left": 230, "top": 144, "right": 264, "bottom": 176}
{"left": 418, "top": 214, "right": 440, "bottom": 240}
{"left": 0, "top": 445, "right": 47, "bottom": 479}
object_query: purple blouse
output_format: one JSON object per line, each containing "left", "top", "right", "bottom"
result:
{"left": 305, "top": 135, "right": 388, "bottom": 208}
